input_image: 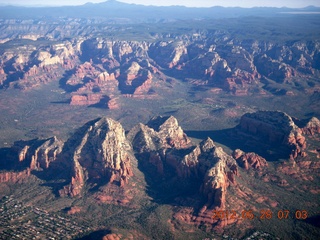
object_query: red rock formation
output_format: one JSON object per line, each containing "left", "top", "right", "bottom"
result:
{"left": 0, "top": 66, "right": 6, "bottom": 85}
{"left": 130, "top": 120, "right": 238, "bottom": 210}
{"left": 128, "top": 116, "right": 192, "bottom": 153}
{"left": 101, "top": 58, "right": 120, "bottom": 70}
{"left": 102, "top": 233, "right": 122, "bottom": 240}
{"left": 129, "top": 117, "right": 239, "bottom": 210}
{"left": 302, "top": 117, "right": 320, "bottom": 135}
{"left": 60, "top": 117, "right": 134, "bottom": 197}
{"left": 238, "top": 111, "right": 307, "bottom": 159}
{"left": 107, "top": 97, "right": 120, "bottom": 109}
{"left": 59, "top": 158, "right": 86, "bottom": 197}
{"left": 96, "top": 71, "right": 117, "bottom": 82}
{"left": 67, "top": 62, "right": 98, "bottom": 86}
{"left": 70, "top": 94, "right": 102, "bottom": 106}
{"left": 132, "top": 73, "right": 152, "bottom": 95}
{"left": 199, "top": 138, "right": 238, "bottom": 209}
{"left": 67, "top": 206, "right": 82, "bottom": 215}
{"left": 150, "top": 41, "right": 188, "bottom": 68}
{"left": 169, "top": 146, "right": 202, "bottom": 178}
{"left": 11, "top": 64, "right": 64, "bottom": 90}
{"left": 13, "top": 136, "right": 63, "bottom": 170}
{"left": 233, "top": 149, "right": 268, "bottom": 170}
{"left": 255, "top": 54, "right": 296, "bottom": 83}
{"left": 0, "top": 168, "right": 31, "bottom": 183}
{"left": 66, "top": 61, "right": 122, "bottom": 107}
{"left": 31, "top": 137, "right": 63, "bottom": 170}
{"left": 102, "top": 230, "right": 149, "bottom": 240}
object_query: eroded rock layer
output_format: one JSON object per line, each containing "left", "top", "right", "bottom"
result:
{"left": 12, "top": 136, "right": 64, "bottom": 170}
{"left": 1, "top": 33, "right": 319, "bottom": 101}
{"left": 129, "top": 117, "right": 237, "bottom": 210}
{"left": 0, "top": 111, "right": 319, "bottom": 234}
{"left": 60, "top": 117, "right": 134, "bottom": 197}
{"left": 237, "top": 111, "right": 306, "bottom": 159}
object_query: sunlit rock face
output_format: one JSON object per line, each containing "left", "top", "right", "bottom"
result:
{"left": 1, "top": 32, "right": 319, "bottom": 98}
{"left": 59, "top": 117, "right": 134, "bottom": 197}
{"left": 129, "top": 117, "right": 237, "bottom": 210}
{"left": 238, "top": 110, "right": 306, "bottom": 159}
{"left": 233, "top": 149, "right": 268, "bottom": 170}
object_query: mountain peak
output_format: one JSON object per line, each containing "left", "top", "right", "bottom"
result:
{"left": 96, "top": 0, "right": 129, "bottom": 6}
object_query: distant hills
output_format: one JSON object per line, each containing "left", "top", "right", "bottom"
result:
{"left": 0, "top": 0, "right": 319, "bottom": 20}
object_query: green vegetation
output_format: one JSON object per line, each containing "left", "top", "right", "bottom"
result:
{"left": 0, "top": 7, "right": 319, "bottom": 239}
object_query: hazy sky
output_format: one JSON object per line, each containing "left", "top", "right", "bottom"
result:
{"left": 0, "top": 0, "right": 319, "bottom": 8}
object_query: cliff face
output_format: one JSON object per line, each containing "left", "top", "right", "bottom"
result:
{"left": 237, "top": 111, "right": 307, "bottom": 159}
{"left": 5, "top": 117, "right": 135, "bottom": 197}
{"left": 11, "top": 136, "right": 64, "bottom": 170}
{"left": 129, "top": 117, "right": 236, "bottom": 210}
{"left": 1, "top": 112, "right": 319, "bottom": 234}
{"left": 302, "top": 117, "right": 320, "bottom": 135}
{"left": 1, "top": 33, "right": 319, "bottom": 100}
{"left": 1, "top": 41, "right": 79, "bottom": 90}
{"left": 196, "top": 138, "right": 238, "bottom": 210}
{"left": 129, "top": 115, "right": 192, "bottom": 153}
{"left": 233, "top": 149, "right": 268, "bottom": 170}
{"left": 0, "top": 168, "right": 31, "bottom": 183}
{"left": 60, "top": 117, "right": 134, "bottom": 197}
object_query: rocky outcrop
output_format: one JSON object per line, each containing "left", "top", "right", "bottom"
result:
{"left": 66, "top": 206, "right": 82, "bottom": 215}
{"left": 232, "top": 149, "right": 268, "bottom": 170}
{"left": 4, "top": 117, "right": 135, "bottom": 197}
{"left": 60, "top": 117, "right": 134, "bottom": 197}
{"left": 197, "top": 138, "right": 238, "bottom": 209}
{"left": 70, "top": 94, "right": 105, "bottom": 106}
{"left": 129, "top": 118, "right": 237, "bottom": 210}
{"left": 60, "top": 157, "right": 86, "bottom": 197}
{"left": 1, "top": 34, "right": 319, "bottom": 98}
{"left": 120, "top": 62, "right": 153, "bottom": 94}
{"left": 28, "top": 136, "right": 64, "bottom": 170}
{"left": 11, "top": 65, "right": 63, "bottom": 90}
{"left": 63, "top": 41, "right": 158, "bottom": 102}
{"left": 0, "top": 168, "right": 31, "bottom": 183}
{"left": 127, "top": 116, "right": 192, "bottom": 177}
{"left": 301, "top": 117, "right": 320, "bottom": 135}
{"left": 0, "top": 41, "right": 80, "bottom": 90}
{"left": 13, "top": 136, "right": 63, "bottom": 170}
{"left": 238, "top": 111, "right": 307, "bottom": 159}
{"left": 0, "top": 66, "right": 6, "bottom": 85}
{"left": 129, "top": 115, "right": 191, "bottom": 153}
{"left": 149, "top": 41, "right": 189, "bottom": 69}
{"left": 255, "top": 54, "right": 296, "bottom": 83}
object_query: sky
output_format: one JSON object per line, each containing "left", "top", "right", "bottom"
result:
{"left": 0, "top": 0, "right": 319, "bottom": 8}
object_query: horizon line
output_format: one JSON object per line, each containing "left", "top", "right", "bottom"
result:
{"left": 0, "top": 1, "right": 319, "bottom": 9}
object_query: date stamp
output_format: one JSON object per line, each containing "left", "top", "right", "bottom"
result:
{"left": 212, "top": 209, "right": 308, "bottom": 220}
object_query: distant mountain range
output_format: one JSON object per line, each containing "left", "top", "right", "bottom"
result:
{"left": 0, "top": 0, "right": 320, "bottom": 20}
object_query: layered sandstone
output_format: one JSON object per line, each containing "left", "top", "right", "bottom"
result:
{"left": 233, "top": 149, "right": 268, "bottom": 170}
{"left": 70, "top": 94, "right": 105, "bottom": 106}
{"left": 0, "top": 168, "right": 31, "bottom": 183}
{"left": 149, "top": 41, "right": 188, "bottom": 69}
{"left": 60, "top": 117, "right": 134, "bottom": 197}
{"left": 13, "top": 136, "right": 63, "bottom": 170}
{"left": 129, "top": 118, "right": 237, "bottom": 210}
{"left": 197, "top": 138, "right": 238, "bottom": 209}
{"left": 129, "top": 115, "right": 191, "bottom": 153}
{"left": 302, "top": 117, "right": 320, "bottom": 135}
{"left": 238, "top": 111, "right": 306, "bottom": 159}
{"left": 1, "top": 35, "right": 319, "bottom": 98}
{"left": 3, "top": 41, "right": 79, "bottom": 90}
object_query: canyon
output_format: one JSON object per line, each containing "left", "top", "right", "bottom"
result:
{"left": 0, "top": 26, "right": 320, "bottom": 111}
{"left": 0, "top": 1, "right": 319, "bottom": 239}
{"left": 1, "top": 112, "right": 319, "bottom": 238}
